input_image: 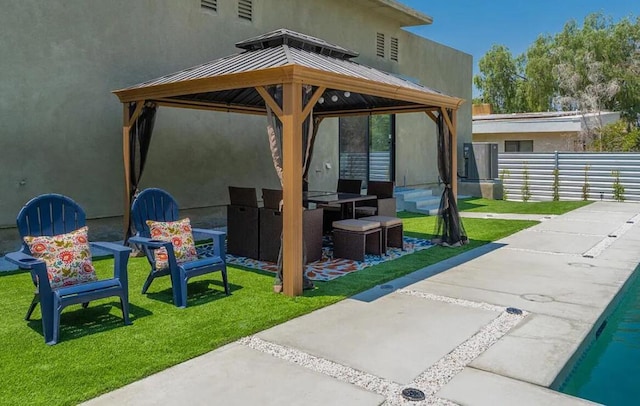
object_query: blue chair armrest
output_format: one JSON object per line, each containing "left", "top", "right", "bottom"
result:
{"left": 5, "top": 251, "right": 52, "bottom": 296}
{"left": 128, "top": 236, "right": 178, "bottom": 270}
{"left": 192, "top": 228, "right": 226, "bottom": 259}
{"left": 192, "top": 228, "right": 226, "bottom": 238}
{"left": 90, "top": 242, "right": 131, "bottom": 286}
{"left": 5, "top": 251, "right": 45, "bottom": 269}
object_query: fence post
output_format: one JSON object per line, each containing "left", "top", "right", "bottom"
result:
{"left": 554, "top": 151, "right": 559, "bottom": 170}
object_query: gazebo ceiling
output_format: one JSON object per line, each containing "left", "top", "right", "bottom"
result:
{"left": 113, "top": 29, "right": 464, "bottom": 115}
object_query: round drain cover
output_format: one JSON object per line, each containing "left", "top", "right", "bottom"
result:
{"left": 402, "top": 388, "right": 426, "bottom": 401}
{"left": 506, "top": 307, "right": 523, "bottom": 315}
{"left": 521, "top": 293, "right": 554, "bottom": 302}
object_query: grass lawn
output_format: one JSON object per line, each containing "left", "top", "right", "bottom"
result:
{"left": 0, "top": 214, "right": 537, "bottom": 405}
{"left": 458, "top": 197, "right": 592, "bottom": 215}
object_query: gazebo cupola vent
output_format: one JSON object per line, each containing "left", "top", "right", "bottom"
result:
{"left": 235, "top": 28, "right": 359, "bottom": 60}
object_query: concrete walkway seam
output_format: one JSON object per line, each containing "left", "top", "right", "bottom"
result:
{"left": 242, "top": 291, "right": 527, "bottom": 406}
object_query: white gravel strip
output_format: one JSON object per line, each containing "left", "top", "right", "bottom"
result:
{"left": 582, "top": 213, "right": 640, "bottom": 258}
{"left": 241, "top": 292, "right": 527, "bottom": 406}
{"left": 396, "top": 289, "right": 506, "bottom": 312}
{"left": 505, "top": 247, "right": 582, "bottom": 256}
{"left": 240, "top": 336, "right": 403, "bottom": 398}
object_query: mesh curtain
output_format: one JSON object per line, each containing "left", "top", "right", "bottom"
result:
{"left": 433, "top": 110, "right": 468, "bottom": 247}
{"left": 125, "top": 102, "right": 158, "bottom": 242}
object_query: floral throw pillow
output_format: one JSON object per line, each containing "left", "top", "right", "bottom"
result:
{"left": 23, "top": 226, "right": 98, "bottom": 289}
{"left": 146, "top": 218, "right": 198, "bottom": 270}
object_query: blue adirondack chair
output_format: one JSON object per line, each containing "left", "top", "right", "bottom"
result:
{"left": 5, "top": 194, "right": 131, "bottom": 345}
{"left": 130, "top": 188, "right": 229, "bottom": 308}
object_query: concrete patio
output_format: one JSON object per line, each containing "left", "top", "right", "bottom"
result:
{"left": 84, "top": 201, "right": 640, "bottom": 405}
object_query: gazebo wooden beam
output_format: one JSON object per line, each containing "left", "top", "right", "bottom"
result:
{"left": 301, "top": 86, "right": 326, "bottom": 119}
{"left": 281, "top": 81, "right": 304, "bottom": 296}
{"left": 114, "top": 67, "right": 295, "bottom": 103}
{"left": 255, "top": 86, "right": 284, "bottom": 118}
{"left": 425, "top": 110, "right": 439, "bottom": 124}
{"left": 155, "top": 99, "right": 267, "bottom": 116}
{"left": 316, "top": 105, "right": 440, "bottom": 118}
{"left": 294, "top": 66, "right": 464, "bottom": 110}
{"left": 114, "top": 65, "right": 464, "bottom": 111}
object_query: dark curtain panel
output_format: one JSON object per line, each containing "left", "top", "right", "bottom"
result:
{"left": 433, "top": 110, "right": 468, "bottom": 247}
{"left": 301, "top": 86, "right": 321, "bottom": 191}
{"left": 125, "top": 102, "right": 158, "bottom": 242}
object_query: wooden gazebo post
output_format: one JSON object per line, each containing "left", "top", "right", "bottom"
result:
{"left": 281, "top": 81, "right": 304, "bottom": 296}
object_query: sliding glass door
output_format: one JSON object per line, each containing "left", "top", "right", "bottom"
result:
{"left": 339, "top": 115, "right": 395, "bottom": 185}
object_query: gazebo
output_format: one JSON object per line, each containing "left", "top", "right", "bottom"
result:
{"left": 113, "top": 29, "right": 466, "bottom": 296}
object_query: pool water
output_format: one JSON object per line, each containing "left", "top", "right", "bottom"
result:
{"left": 561, "top": 274, "right": 640, "bottom": 405}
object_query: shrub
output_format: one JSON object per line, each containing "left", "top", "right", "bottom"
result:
{"left": 499, "top": 169, "right": 510, "bottom": 200}
{"left": 612, "top": 170, "right": 625, "bottom": 202}
{"left": 521, "top": 165, "right": 531, "bottom": 202}
{"left": 552, "top": 168, "right": 560, "bottom": 201}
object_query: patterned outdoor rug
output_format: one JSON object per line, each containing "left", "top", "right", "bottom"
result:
{"left": 225, "top": 236, "right": 433, "bottom": 282}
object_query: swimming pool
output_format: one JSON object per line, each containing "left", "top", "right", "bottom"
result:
{"left": 560, "top": 273, "right": 640, "bottom": 405}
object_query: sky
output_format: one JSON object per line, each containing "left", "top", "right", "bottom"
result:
{"left": 397, "top": 0, "right": 640, "bottom": 96}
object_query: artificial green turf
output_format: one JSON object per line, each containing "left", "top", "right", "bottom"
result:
{"left": 458, "top": 197, "right": 592, "bottom": 215}
{"left": 0, "top": 215, "right": 536, "bottom": 405}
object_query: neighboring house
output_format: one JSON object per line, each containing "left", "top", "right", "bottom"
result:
{"left": 472, "top": 105, "right": 620, "bottom": 153}
{"left": 0, "top": 0, "right": 471, "bottom": 229}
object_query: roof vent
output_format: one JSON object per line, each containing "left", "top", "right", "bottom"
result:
{"left": 376, "top": 33, "right": 385, "bottom": 58}
{"left": 390, "top": 37, "right": 398, "bottom": 61}
{"left": 238, "top": 0, "right": 253, "bottom": 21}
{"left": 201, "top": 0, "right": 217, "bottom": 12}
{"left": 235, "top": 28, "right": 359, "bottom": 59}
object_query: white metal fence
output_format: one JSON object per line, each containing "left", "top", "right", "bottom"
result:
{"left": 498, "top": 152, "right": 640, "bottom": 202}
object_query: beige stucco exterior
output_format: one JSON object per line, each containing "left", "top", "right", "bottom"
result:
{"left": 473, "top": 132, "right": 581, "bottom": 152}
{"left": 472, "top": 111, "right": 621, "bottom": 153}
{"left": 0, "top": 0, "right": 471, "bottom": 231}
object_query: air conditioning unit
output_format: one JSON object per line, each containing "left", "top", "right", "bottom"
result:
{"left": 463, "top": 143, "right": 498, "bottom": 180}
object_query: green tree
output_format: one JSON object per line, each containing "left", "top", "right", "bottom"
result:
{"left": 590, "top": 120, "right": 640, "bottom": 151}
{"left": 475, "top": 13, "right": 640, "bottom": 124}
{"left": 473, "top": 45, "right": 526, "bottom": 113}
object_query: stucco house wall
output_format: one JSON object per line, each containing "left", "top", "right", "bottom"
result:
{"left": 473, "top": 132, "right": 580, "bottom": 152}
{"left": 0, "top": 0, "right": 471, "bottom": 231}
{"left": 472, "top": 111, "right": 620, "bottom": 153}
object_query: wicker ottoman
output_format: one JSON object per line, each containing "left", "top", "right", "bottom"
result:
{"left": 359, "top": 215, "right": 403, "bottom": 254}
{"left": 332, "top": 219, "right": 382, "bottom": 261}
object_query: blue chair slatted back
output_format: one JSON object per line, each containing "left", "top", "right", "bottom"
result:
{"left": 131, "top": 188, "right": 179, "bottom": 239}
{"left": 17, "top": 194, "right": 86, "bottom": 255}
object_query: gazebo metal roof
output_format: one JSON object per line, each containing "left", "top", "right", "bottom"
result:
{"left": 114, "top": 29, "right": 463, "bottom": 116}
